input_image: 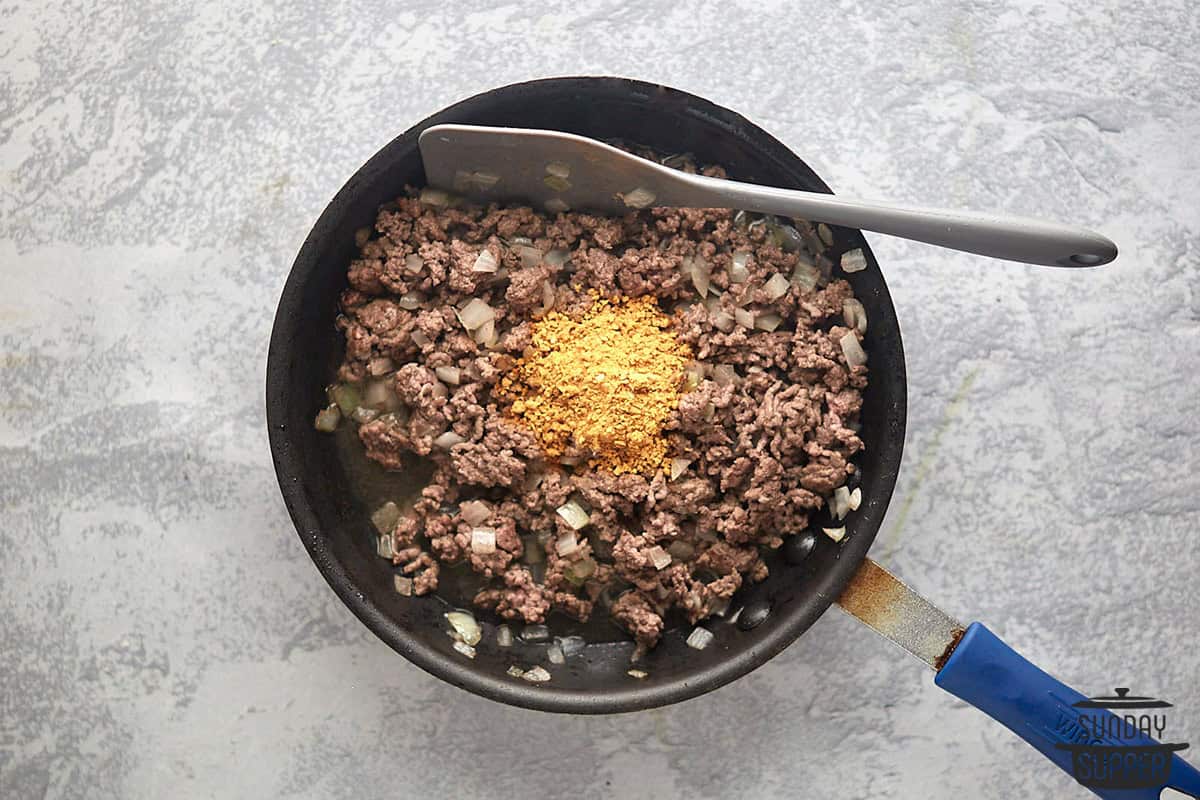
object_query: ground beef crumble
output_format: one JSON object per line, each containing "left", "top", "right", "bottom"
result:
{"left": 326, "top": 162, "right": 867, "bottom": 652}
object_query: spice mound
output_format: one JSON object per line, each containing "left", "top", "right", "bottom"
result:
{"left": 499, "top": 294, "right": 691, "bottom": 475}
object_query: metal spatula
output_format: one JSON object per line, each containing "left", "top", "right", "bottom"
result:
{"left": 418, "top": 124, "right": 1117, "bottom": 268}
{"left": 839, "top": 559, "right": 1200, "bottom": 799}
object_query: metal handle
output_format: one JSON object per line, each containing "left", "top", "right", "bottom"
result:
{"left": 936, "top": 623, "right": 1200, "bottom": 799}
{"left": 681, "top": 173, "right": 1118, "bottom": 268}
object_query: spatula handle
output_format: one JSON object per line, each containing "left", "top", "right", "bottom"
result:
{"left": 935, "top": 623, "right": 1200, "bottom": 798}
{"left": 684, "top": 173, "right": 1119, "bottom": 268}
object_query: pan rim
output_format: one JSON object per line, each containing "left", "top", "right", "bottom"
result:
{"left": 265, "top": 75, "right": 906, "bottom": 714}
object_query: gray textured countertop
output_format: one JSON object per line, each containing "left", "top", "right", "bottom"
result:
{"left": 2, "top": 2, "right": 1198, "bottom": 798}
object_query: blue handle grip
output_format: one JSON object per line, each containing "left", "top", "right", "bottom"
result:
{"left": 935, "top": 623, "right": 1200, "bottom": 799}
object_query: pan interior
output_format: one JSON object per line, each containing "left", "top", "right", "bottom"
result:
{"left": 266, "top": 77, "right": 907, "bottom": 713}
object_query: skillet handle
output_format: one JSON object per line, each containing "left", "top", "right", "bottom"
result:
{"left": 935, "top": 623, "right": 1200, "bottom": 799}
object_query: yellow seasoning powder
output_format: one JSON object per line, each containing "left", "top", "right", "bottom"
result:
{"left": 499, "top": 293, "right": 691, "bottom": 475}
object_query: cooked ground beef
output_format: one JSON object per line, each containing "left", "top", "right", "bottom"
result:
{"left": 325, "top": 160, "right": 866, "bottom": 652}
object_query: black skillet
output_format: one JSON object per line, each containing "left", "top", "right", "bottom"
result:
{"left": 266, "top": 78, "right": 1199, "bottom": 797}
{"left": 268, "top": 76, "right": 906, "bottom": 712}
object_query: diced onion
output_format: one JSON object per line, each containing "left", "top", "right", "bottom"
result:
{"left": 445, "top": 611, "right": 482, "bottom": 646}
{"left": 433, "top": 431, "right": 465, "bottom": 450}
{"left": 840, "top": 331, "right": 868, "bottom": 367}
{"left": 818, "top": 223, "right": 834, "bottom": 246}
{"left": 730, "top": 251, "right": 751, "bottom": 283}
{"left": 545, "top": 161, "right": 570, "bottom": 178}
{"left": 547, "top": 641, "right": 565, "bottom": 665}
{"left": 849, "top": 486, "right": 862, "bottom": 511}
{"left": 567, "top": 557, "right": 596, "bottom": 586}
{"left": 521, "top": 624, "right": 551, "bottom": 643}
{"left": 833, "top": 486, "right": 851, "bottom": 520}
{"left": 623, "top": 187, "right": 657, "bottom": 209}
{"left": 755, "top": 313, "right": 784, "bottom": 332}
{"left": 473, "top": 318, "right": 497, "bottom": 347}
{"left": 829, "top": 489, "right": 844, "bottom": 519}
{"left": 689, "top": 255, "right": 711, "bottom": 298}
{"left": 543, "top": 174, "right": 571, "bottom": 192}
{"left": 470, "top": 528, "right": 496, "bottom": 554}
{"left": 398, "top": 292, "right": 424, "bottom": 311}
{"left": 497, "top": 625, "right": 514, "bottom": 647}
{"left": 363, "top": 379, "right": 401, "bottom": 411}
{"left": 351, "top": 406, "right": 378, "bottom": 423}
{"left": 330, "top": 383, "right": 360, "bottom": 415}
{"left": 764, "top": 272, "right": 790, "bottom": 301}
{"left": 393, "top": 575, "right": 413, "bottom": 596}
{"left": 539, "top": 280, "right": 556, "bottom": 315}
{"left": 506, "top": 665, "right": 525, "bottom": 678}
{"left": 712, "top": 364, "right": 738, "bottom": 386}
{"left": 404, "top": 253, "right": 424, "bottom": 273}
{"left": 686, "top": 627, "right": 715, "bottom": 650}
{"left": 314, "top": 405, "right": 340, "bottom": 432}
{"left": 556, "top": 500, "right": 591, "bottom": 531}
{"left": 434, "top": 365, "right": 461, "bottom": 385}
{"left": 472, "top": 249, "right": 499, "bottom": 273}
{"left": 377, "top": 535, "right": 393, "bottom": 559}
{"left": 559, "top": 636, "right": 586, "bottom": 658}
{"left": 460, "top": 500, "right": 491, "bottom": 526}
{"left": 453, "top": 169, "right": 500, "bottom": 191}
{"left": 371, "top": 501, "right": 400, "bottom": 534}
{"left": 627, "top": 669, "right": 648, "bottom": 679}
{"left": 555, "top": 533, "right": 580, "bottom": 557}
{"left": 841, "top": 248, "right": 868, "bottom": 273}
{"left": 523, "top": 666, "right": 551, "bottom": 683}
{"left": 823, "top": 526, "right": 847, "bottom": 542}
{"left": 792, "top": 261, "right": 820, "bottom": 291}
{"left": 734, "top": 308, "right": 755, "bottom": 329}
{"left": 843, "top": 298, "right": 868, "bottom": 334}
{"left": 544, "top": 198, "right": 569, "bottom": 213}
{"left": 544, "top": 248, "right": 569, "bottom": 266}
{"left": 453, "top": 640, "right": 477, "bottom": 659}
{"left": 367, "top": 357, "right": 395, "bottom": 377}
{"left": 419, "top": 187, "right": 454, "bottom": 207}
{"left": 770, "top": 222, "right": 804, "bottom": 252}
{"left": 410, "top": 330, "right": 430, "bottom": 347}
{"left": 711, "top": 311, "right": 735, "bottom": 333}
{"left": 648, "top": 545, "right": 672, "bottom": 571}
{"left": 669, "top": 457, "right": 692, "bottom": 481}
{"left": 513, "top": 244, "right": 543, "bottom": 268}
{"left": 457, "top": 298, "right": 496, "bottom": 331}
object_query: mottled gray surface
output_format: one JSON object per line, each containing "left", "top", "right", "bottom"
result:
{"left": 2, "top": 1, "right": 1198, "bottom": 798}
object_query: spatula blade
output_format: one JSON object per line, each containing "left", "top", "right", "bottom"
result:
{"left": 418, "top": 124, "right": 682, "bottom": 215}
